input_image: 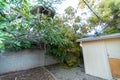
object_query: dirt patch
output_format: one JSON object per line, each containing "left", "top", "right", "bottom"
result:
{"left": 0, "top": 67, "right": 56, "bottom": 80}
{"left": 109, "top": 58, "right": 120, "bottom": 78}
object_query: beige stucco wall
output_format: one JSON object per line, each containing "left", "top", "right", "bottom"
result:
{"left": 105, "top": 38, "right": 120, "bottom": 59}
{"left": 82, "top": 40, "right": 112, "bottom": 79}
{"left": 0, "top": 49, "right": 57, "bottom": 74}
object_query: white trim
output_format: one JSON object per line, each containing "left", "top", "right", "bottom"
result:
{"left": 76, "top": 33, "right": 120, "bottom": 42}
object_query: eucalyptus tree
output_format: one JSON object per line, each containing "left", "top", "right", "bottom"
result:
{"left": 95, "top": 0, "right": 120, "bottom": 34}
{"left": 78, "top": 0, "right": 120, "bottom": 34}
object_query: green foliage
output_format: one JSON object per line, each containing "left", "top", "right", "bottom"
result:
{"left": 0, "top": 0, "right": 82, "bottom": 68}
{"left": 61, "top": 53, "right": 80, "bottom": 69}
{"left": 66, "top": 54, "right": 80, "bottom": 67}
{"left": 78, "top": 0, "right": 120, "bottom": 35}
{"left": 42, "top": 26, "right": 72, "bottom": 62}
{"left": 78, "top": 0, "right": 96, "bottom": 9}
{"left": 87, "top": 0, "right": 120, "bottom": 34}
{"left": 98, "top": 0, "right": 120, "bottom": 34}
{"left": 51, "top": 6, "right": 82, "bottom": 67}
{"left": 4, "top": 39, "right": 31, "bottom": 51}
{"left": 104, "top": 27, "right": 120, "bottom": 34}
{"left": 88, "top": 15, "right": 99, "bottom": 24}
{"left": 74, "top": 16, "right": 81, "bottom": 22}
{"left": 65, "top": 6, "right": 76, "bottom": 16}
{"left": 41, "top": 18, "right": 81, "bottom": 63}
{"left": 0, "top": 40, "right": 5, "bottom": 53}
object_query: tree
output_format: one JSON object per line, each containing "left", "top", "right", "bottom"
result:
{"left": 0, "top": 0, "right": 82, "bottom": 68}
{"left": 51, "top": 6, "right": 84, "bottom": 68}
{"left": 0, "top": 0, "right": 62, "bottom": 52}
{"left": 78, "top": 0, "right": 102, "bottom": 21}
{"left": 78, "top": 0, "right": 120, "bottom": 34}
{"left": 97, "top": 0, "right": 120, "bottom": 34}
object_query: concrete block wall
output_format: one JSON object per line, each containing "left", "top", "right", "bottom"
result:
{"left": 0, "top": 49, "right": 58, "bottom": 74}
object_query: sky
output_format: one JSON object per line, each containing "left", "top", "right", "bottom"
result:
{"left": 56, "top": 0, "right": 79, "bottom": 14}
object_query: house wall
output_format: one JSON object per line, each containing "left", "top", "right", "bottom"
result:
{"left": 105, "top": 38, "right": 120, "bottom": 58}
{"left": 0, "top": 49, "right": 57, "bottom": 74}
{"left": 105, "top": 38, "right": 120, "bottom": 78}
{"left": 82, "top": 40, "right": 112, "bottom": 80}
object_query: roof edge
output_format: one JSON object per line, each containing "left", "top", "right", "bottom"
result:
{"left": 76, "top": 33, "right": 120, "bottom": 42}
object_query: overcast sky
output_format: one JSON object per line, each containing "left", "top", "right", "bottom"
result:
{"left": 56, "top": 0, "right": 79, "bottom": 14}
